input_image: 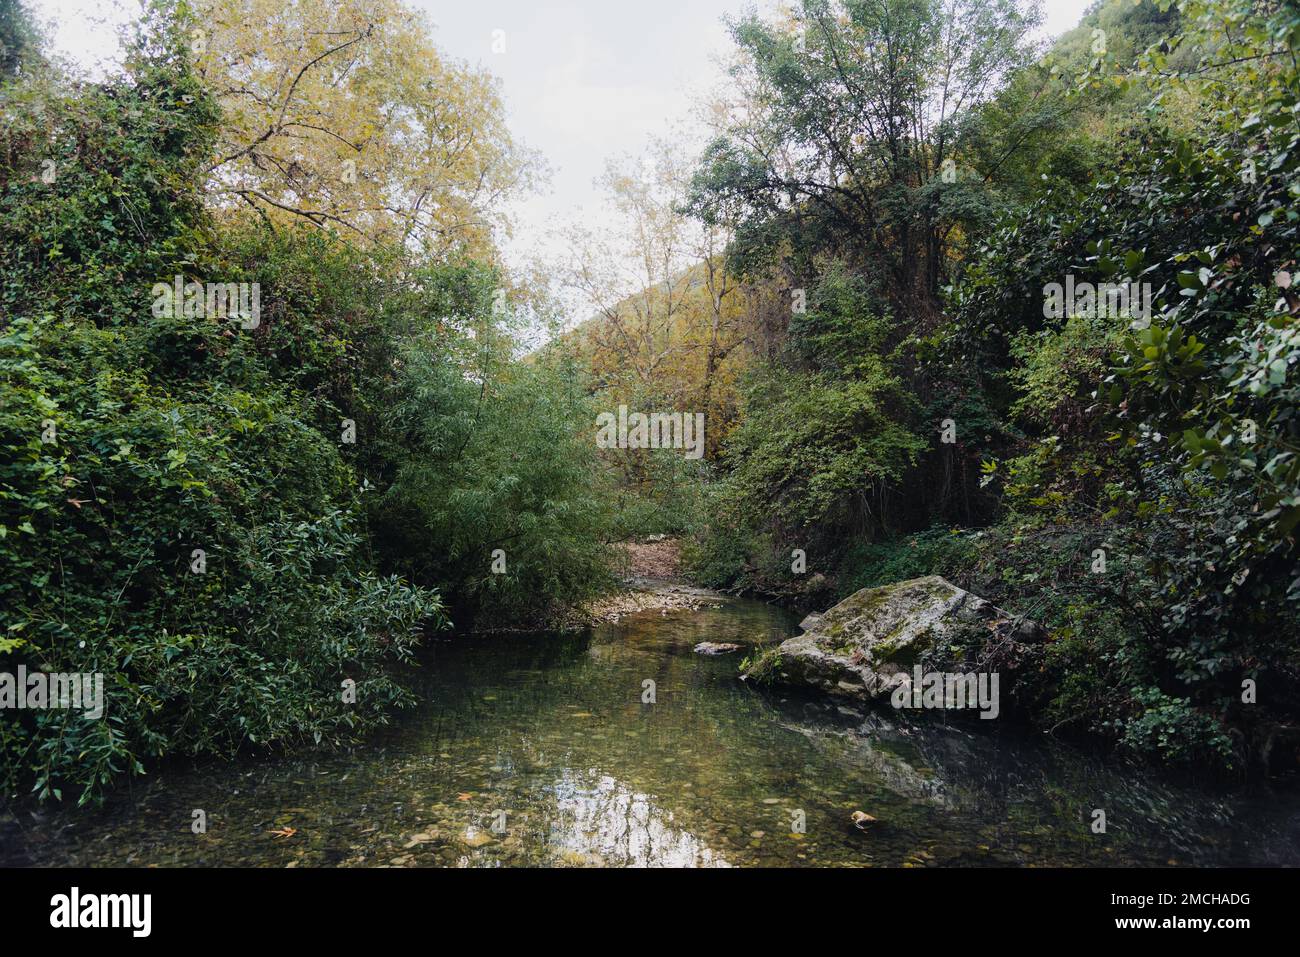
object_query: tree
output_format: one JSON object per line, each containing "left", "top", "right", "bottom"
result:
{"left": 688, "top": 0, "right": 1042, "bottom": 317}
{"left": 193, "top": 0, "right": 537, "bottom": 258}
{"left": 0, "top": 0, "right": 42, "bottom": 78}
{"left": 560, "top": 135, "right": 750, "bottom": 459}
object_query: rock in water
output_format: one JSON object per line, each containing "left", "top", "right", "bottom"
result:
{"left": 694, "top": 641, "right": 743, "bottom": 655}
{"left": 741, "top": 576, "right": 1042, "bottom": 707}
{"left": 798, "top": 612, "right": 824, "bottom": 631}
{"left": 459, "top": 829, "right": 495, "bottom": 849}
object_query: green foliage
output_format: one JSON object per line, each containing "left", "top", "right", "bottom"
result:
{"left": 0, "top": 0, "right": 43, "bottom": 78}
{"left": 738, "top": 646, "right": 783, "bottom": 685}
{"left": 1008, "top": 316, "right": 1117, "bottom": 430}
{"left": 206, "top": 224, "right": 618, "bottom": 629}
{"left": 677, "top": 475, "right": 756, "bottom": 588}
{"left": 724, "top": 361, "right": 925, "bottom": 529}
{"left": 689, "top": 0, "right": 1042, "bottom": 296}
{"left": 604, "top": 452, "right": 711, "bottom": 541}
{"left": 370, "top": 335, "right": 617, "bottom": 627}
{"left": 919, "top": 0, "right": 1300, "bottom": 773}
{"left": 681, "top": 0, "right": 1300, "bottom": 775}
{"left": 834, "top": 527, "right": 981, "bottom": 597}
{"left": 704, "top": 265, "right": 926, "bottom": 552}
{"left": 1119, "top": 687, "right": 1235, "bottom": 766}
{"left": 0, "top": 2, "right": 610, "bottom": 803}
{"left": 0, "top": 17, "right": 448, "bottom": 802}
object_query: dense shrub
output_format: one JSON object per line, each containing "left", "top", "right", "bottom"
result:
{"left": 0, "top": 6, "right": 611, "bottom": 802}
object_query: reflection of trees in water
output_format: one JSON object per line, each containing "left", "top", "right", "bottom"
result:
{"left": 496, "top": 624, "right": 816, "bottom": 860}
{"left": 769, "top": 696, "right": 1300, "bottom": 865}
{"left": 10, "top": 601, "right": 1299, "bottom": 866}
{"left": 548, "top": 770, "right": 729, "bottom": 867}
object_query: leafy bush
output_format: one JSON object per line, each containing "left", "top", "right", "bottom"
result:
{"left": 1119, "top": 687, "right": 1235, "bottom": 767}
{"left": 834, "top": 527, "right": 981, "bottom": 598}
{"left": 0, "top": 5, "right": 608, "bottom": 803}
{"left": 370, "top": 336, "right": 617, "bottom": 627}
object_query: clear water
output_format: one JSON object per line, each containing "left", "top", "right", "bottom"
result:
{"left": 3, "top": 598, "right": 1298, "bottom": 867}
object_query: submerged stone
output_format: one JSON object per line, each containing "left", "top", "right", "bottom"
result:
{"left": 460, "top": 829, "right": 495, "bottom": 848}
{"left": 694, "top": 641, "right": 743, "bottom": 655}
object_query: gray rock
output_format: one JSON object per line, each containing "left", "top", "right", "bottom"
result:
{"left": 694, "top": 641, "right": 743, "bottom": 655}
{"left": 743, "top": 576, "right": 1042, "bottom": 703}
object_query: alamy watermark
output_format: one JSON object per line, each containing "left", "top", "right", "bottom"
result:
{"left": 596, "top": 405, "right": 705, "bottom": 460}
{"left": 151, "top": 275, "right": 260, "bottom": 328}
{"left": 888, "top": 666, "right": 999, "bottom": 720}
{"left": 0, "top": 665, "right": 104, "bottom": 718}
{"left": 50, "top": 887, "right": 150, "bottom": 937}
{"left": 1043, "top": 276, "right": 1152, "bottom": 323}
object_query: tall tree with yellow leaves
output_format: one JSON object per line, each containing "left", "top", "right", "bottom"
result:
{"left": 192, "top": 0, "right": 537, "bottom": 259}
{"left": 561, "top": 134, "right": 749, "bottom": 459}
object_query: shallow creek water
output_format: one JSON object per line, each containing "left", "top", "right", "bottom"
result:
{"left": 3, "top": 598, "right": 1298, "bottom": 867}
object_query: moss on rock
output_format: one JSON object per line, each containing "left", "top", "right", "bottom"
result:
{"left": 747, "top": 575, "right": 1044, "bottom": 708}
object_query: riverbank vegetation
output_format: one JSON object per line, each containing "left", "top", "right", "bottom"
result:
{"left": 0, "top": 0, "right": 612, "bottom": 803}
{"left": 571, "top": 0, "right": 1300, "bottom": 776}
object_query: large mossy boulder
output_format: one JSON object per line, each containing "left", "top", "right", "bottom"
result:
{"left": 743, "top": 576, "right": 1044, "bottom": 704}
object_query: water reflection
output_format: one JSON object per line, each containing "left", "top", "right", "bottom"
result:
{"left": 550, "top": 771, "right": 728, "bottom": 867}
{"left": 2, "top": 598, "right": 1298, "bottom": 867}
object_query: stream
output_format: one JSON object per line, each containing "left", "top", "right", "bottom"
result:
{"left": 3, "top": 597, "right": 1298, "bottom": 867}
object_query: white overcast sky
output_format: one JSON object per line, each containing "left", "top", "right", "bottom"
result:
{"left": 30, "top": 0, "right": 1096, "bottom": 277}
